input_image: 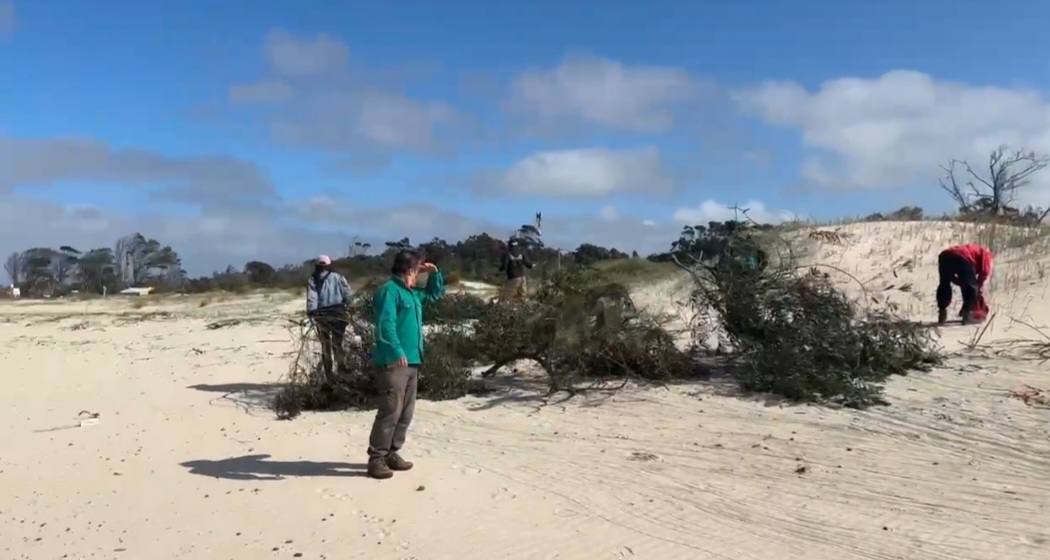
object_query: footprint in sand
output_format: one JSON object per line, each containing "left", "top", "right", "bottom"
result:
{"left": 317, "top": 488, "right": 352, "bottom": 501}
{"left": 358, "top": 512, "right": 411, "bottom": 549}
{"left": 490, "top": 486, "right": 517, "bottom": 502}
{"left": 450, "top": 463, "right": 482, "bottom": 475}
{"left": 1021, "top": 533, "right": 1047, "bottom": 547}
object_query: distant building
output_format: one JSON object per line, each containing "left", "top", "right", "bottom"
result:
{"left": 119, "top": 287, "right": 154, "bottom": 296}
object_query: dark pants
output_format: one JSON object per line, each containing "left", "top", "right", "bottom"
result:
{"left": 315, "top": 309, "right": 348, "bottom": 375}
{"left": 367, "top": 365, "right": 419, "bottom": 459}
{"left": 936, "top": 250, "right": 979, "bottom": 313}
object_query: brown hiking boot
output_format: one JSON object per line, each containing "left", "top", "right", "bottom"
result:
{"left": 937, "top": 308, "right": 948, "bottom": 325}
{"left": 386, "top": 452, "right": 414, "bottom": 471}
{"left": 367, "top": 457, "right": 393, "bottom": 479}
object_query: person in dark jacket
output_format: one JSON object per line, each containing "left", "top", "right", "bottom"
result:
{"left": 306, "top": 255, "right": 353, "bottom": 375}
{"left": 719, "top": 241, "right": 767, "bottom": 275}
{"left": 936, "top": 243, "right": 993, "bottom": 325}
{"left": 498, "top": 238, "right": 534, "bottom": 302}
{"left": 366, "top": 250, "right": 444, "bottom": 480}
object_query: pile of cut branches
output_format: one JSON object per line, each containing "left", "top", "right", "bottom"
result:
{"left": 675, "top": 218, "right": 944, "bottom": 408}
{"left": 272, "top": 281, "right": 481, "bottom": 420}
{"left": 272, "top": 267, "right": 695, "bottom": 419}
{"left": 468, "top": 268, "right": 693, "bottom": 391}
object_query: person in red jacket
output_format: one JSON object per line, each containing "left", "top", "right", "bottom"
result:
{"left": 936, "top": 243, "right": 993, "bottom": 325}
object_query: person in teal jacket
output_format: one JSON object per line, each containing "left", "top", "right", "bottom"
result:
{"left": 366, "top": 249, "right": 444, "bottom": 479}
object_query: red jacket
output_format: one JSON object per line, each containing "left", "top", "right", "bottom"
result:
{"left": 945, "top": 244, "right": 994, "bottom": 288}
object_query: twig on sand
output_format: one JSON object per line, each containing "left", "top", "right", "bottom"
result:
{"left": 964, "top": 313, "right": 997, "bottom": 351}
{"left": 979, "top": 315, "right": 1050, "bottom": 361}
{"left": 1010, "top": 385, "right": 1049, "bottom": 408}
{"left": 32, "top": 410, "right": 101, "bottom": 433}
{"left": 206, "top": 318, "right": 244, "bottom": 330}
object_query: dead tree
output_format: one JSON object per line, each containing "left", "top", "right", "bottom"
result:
{"left": 939, "top": 146, "right": 1050, "bottom": 223}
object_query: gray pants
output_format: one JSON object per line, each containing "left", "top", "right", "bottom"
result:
{"left": 367, "top": 366, "right": 419, "bottom": 458}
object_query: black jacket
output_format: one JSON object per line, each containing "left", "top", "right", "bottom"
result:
{"left": 499, "top": 251, "right": 533, "bottom": 280}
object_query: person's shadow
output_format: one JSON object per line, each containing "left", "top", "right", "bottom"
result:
{"left": 180, "top": 454, "right": 368, "bottom": 481}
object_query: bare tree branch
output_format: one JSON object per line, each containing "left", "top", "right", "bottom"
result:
{"left": 940, "top": 145, "right": 1050, "bottom": 223}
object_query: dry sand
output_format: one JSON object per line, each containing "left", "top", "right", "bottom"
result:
{"left": 2, "top": 221, "right": 1048, "bottom": 560}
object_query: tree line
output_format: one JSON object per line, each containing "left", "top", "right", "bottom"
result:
{"left": 4, "top": 234, "right": 183, "bottom": 296}
{"left": 1, "top": 229, "right": 647, "bottom": 297}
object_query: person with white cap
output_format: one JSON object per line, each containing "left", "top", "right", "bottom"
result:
{"left": 306, "top": 255, "right": 353, "bottom": 376}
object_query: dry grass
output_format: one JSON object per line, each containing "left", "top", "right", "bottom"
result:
{"left": 589, "top": 259, "right": 679, "bottom": 286}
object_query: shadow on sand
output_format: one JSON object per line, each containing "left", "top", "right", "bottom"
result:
{"left": 468, "top": 355, "right": 808, "bottom": 411}
{"left": 186, "top": 383, "right": 283, "bottom": 411}
{"left": 180, "top": 453, "right": 368, "bottom": 481}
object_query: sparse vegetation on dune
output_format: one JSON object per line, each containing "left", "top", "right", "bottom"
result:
{"left": 276, "top": 213, "right": 1050, "bottom": 417}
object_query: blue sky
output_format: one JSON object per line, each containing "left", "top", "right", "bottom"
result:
{"left": 3, "top": 0, "right": 1050, "bottom": 275}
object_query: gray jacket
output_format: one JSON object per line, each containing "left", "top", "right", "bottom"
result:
{"left": 306, "top": 271, "right": 352, "bottom": 314}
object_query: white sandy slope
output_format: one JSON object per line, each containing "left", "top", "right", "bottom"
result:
{"left": 2, "top": 222, "right": 1048, "bottom": 560}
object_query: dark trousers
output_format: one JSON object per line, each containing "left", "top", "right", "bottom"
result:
{"left": 936, "top": 250, "right": 979, "bottom": 313}
{"left": 367, "top": 365, "right": 419, "bottom": 458}
{"left": 315, "top": 309, "right": 348, "bottom": 375}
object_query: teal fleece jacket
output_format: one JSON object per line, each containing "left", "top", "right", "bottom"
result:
{"left": 372, "top": 271, "right": 444, "bottom": 366}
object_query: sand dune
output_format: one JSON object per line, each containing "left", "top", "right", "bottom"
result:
{"left": 2, "top": 222, "right": 1049, "bottom": 560}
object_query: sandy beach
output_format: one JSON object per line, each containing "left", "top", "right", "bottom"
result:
{"left": 3, "top": 221, "right": 1049, "bottom": 560}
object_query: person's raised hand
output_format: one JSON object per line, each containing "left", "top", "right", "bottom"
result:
{"left": 420, "top": 262, "right": 438, "bottom": 273}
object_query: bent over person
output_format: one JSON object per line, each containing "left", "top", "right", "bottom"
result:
{"left": 367, "top": 250, "right": 444, "bottom": 480}
{"left": 936, "top": 243, "right": 993, "bottom": 325}
{"left": 306, "top": 255, "right": 353, "bottom": 376}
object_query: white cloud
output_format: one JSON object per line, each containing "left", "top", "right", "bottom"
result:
{"left": 673, "top": 200, "right": 798, "bottom": 225}
{"left": 229, "top": 30, "right": 469, "bottom": 160}
{"left": 0, "top": 136, "right": 277, "bottom": 206}
{"left": 356, "top": 91, "right": 460, "bottom": 151}
{"left": 498, "top": 147, "right": 673, "bottom": 197}
{"left": 737, "top": 70, "right": 1050, "bottom": 205}
{"left": 229, "top": 81, "right": 293, "bottom": 104}
{"left": 506, "top": 54, "right": 696, "bottom": 132}
{"left": 541, "top": 211, "right": 678, "bottom": 254}
{"left": 263, "top": 29, "right": 349, "bottom": 77}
